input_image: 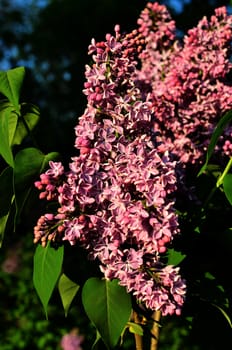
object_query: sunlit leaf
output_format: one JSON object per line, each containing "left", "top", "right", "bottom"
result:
{"left": 0, "top": 105, "right": 17, "bottom": 167}
{"left": 91, "top": 330, "right": 102, "bottom": 350}
{"left": 212, "top": 303, "right": 232, "bottom": 328}
{"left": 0, "top": 67, "right": 25, "bottom": 111}
{"left": 58, "top": 273, "right": 80, "bottom": 317}
{"left": 12, "top": 103, "right": 40, "bottom": 145}
{"left": 223, "top": 173, "right": 232, "bottom": 205}
{"left": 82, "top": 278, "right": 132, "bottom": 349}
{"left": 0, "top": 167, "right": 14, "bottom": 246}
{"left": 166, "top": 248, "right": 186, "bottom": 266}
{"left": 198, "top": 110, "right": 232, "bottom": 176}
{"left": 127, "top": 322, "right": 144, "bottom": 336}
{"left": 33, "top": 243, "right": 64, "bottom": 318}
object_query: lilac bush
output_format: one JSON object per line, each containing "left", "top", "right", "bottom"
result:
{"left": 31, "top": 2, "right": 232, "bottom": 348}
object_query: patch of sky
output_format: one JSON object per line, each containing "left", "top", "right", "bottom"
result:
{"left": 227, "top": 5, "right": 232, "bottom": 14}
{"left": 159, "top": 0, "right": 191, "bottom": 14}
{"left": 9, "top": 0, "right": 49, "bottom": 34}
{"left": 170, "top": 0, "right": 189, "bottom": 13}
{"left": 63, "top": 71, "right": 71, "bottom": 81}
{"left": 10, "top": 0, "right": 48, "bottom": 9}
{"left": 0, "top": 45, "right": 19, "bottom": 70}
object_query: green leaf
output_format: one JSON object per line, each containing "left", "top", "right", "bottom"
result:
{"left": 58, "top": 273, "right": 80, "bottom": 317}
{"left": 127, "top": 322, "right": 144, "bottom": 336}
{"left": 0, "top": 167, "right": 14, "bottom": 246}
{"left": 12, "top": 103, "right": 40, "bottom": 145}
{"left": 82, "top": 278, "right": 132, "bottom": 349}
{"left": 91, "top": 330, "right": 102, "bottom": 350}
{"left": 13, "top": 147, "right": 60, "bottom": 226}
{"left": 0, "top": 67, "right": 25, "bottom": 111}
{"left": 0, "top": 104, "right": 17, "bottom": 167}
{"left": 166, "top": 248, "right": 186, "bottom": 266}
{"left": 223, "top": 173, "right": 232, "bottom": 205}
{"left": 14, "top": 147, "right": 59, "bottom": 186}
{"left": 212, "top": 303, "right": 232, "bottom": 328}
{"left": 33, "top": 243, "right": 64, "bottom": 318}
{"left": 198, "top": 110, "right": 232, "bottom": 176}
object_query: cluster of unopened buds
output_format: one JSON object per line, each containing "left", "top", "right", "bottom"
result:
{"left": 33, "top": 1, "right": 232, "bottom": 316}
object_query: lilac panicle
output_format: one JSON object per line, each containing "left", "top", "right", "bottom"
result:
{"left": 136, "top": 2, "right": 232, "bottom": 163}
{"left": 34, "top": 8, "right": 187, "bottom": 315}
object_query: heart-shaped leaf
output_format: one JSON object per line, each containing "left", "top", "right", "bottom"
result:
{"left": 82, "top": 278, "right": 132, "bottom": 349}
{"left": 0, "top": 67, "right": 25, "bottom": 111}
{"left": 33, "top": 243, "right": 64, "bottom": 318}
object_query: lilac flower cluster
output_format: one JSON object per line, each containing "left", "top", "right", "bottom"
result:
{"left": 34, "top": 22, "right": 186, "bottom": 315}
{"left": 136, "top": 3, "right": 232, "bottom": 163}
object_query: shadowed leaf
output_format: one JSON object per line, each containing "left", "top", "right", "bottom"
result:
{"left": 82, "top": 278, "right": 132, "bottom": 349}
{"left": 33, "top": 243, "right": 64, "bottom": 318}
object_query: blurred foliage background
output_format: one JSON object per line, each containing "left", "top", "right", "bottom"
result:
{"left": 1, "top": 0, "right": 232, "bottom": 349}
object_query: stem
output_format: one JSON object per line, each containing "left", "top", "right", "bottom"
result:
{"left": 202, "top": 157, "right": 232, "bottom": 209}
{"left": 133, "top": 311, "right": 144, "bottom": 350}
{"left": 202, "top": 185, "right": 217, "bottom": 209}
{"left": 216, "top": 157, "right": 232, "bottom": 187}
{"left": 150, "top": 310, "right": 161, "bottom": 350}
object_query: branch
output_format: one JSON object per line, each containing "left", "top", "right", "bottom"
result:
{"left": 133, "top": 310, "right": 144, "bottom": 350}
{"left": 150, "top": 310, "right": 161, "bottom": 350}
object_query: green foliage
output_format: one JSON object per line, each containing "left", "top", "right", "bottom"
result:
{"left": 14, "top": 147, "right": 59, "bottom": 225}
{"left": 58, "top": 273, "right": 80, "bottom": 317}
{"left": 0, "top": 67, "right": 25, "bottom": 111}
{"left": 0, "top": 100, "right": 40, "bottom": 167}
{"left": 12, "top": 103, "right": 40, "bottom": 145}
{"left": 0, "top": 167, "right": 14, "bottom": 245}
{"left": 0, "top": 237, "right": 91, "bottom": 350}
{"left": 0, "top": 101, "right": 17, "bottom": 166}
{"left": 33, "top": 243, "right": 64, "bottom": 318}
{"left": 198, "top": 110, "right": 232, "bottom": 176}
{"left": 82, "top": 278, "right": 132, "bottom": 349}
{"left": 127, "top": 322, "right": 144, "bottom": 336}
{"left": 223, "top": 173, "right": 232, "bottom": 205}
{"left": 166, "top": 248, "right": 186, "bottom": 266}
{"left": 0, "top": 67, "right": 59, "bottom": 248}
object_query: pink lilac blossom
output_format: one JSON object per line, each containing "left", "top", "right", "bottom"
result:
{"left": 34, "top": 19, "right": 186, "bottom": 316}
{"left": 60, "top": 329, "right": 84, "bottom": 350}
{"left": 1, "top": 243, "right": 22, "bottom": 274}
{"left": 136, "top": 3, "right": 232, "bottom": 163}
